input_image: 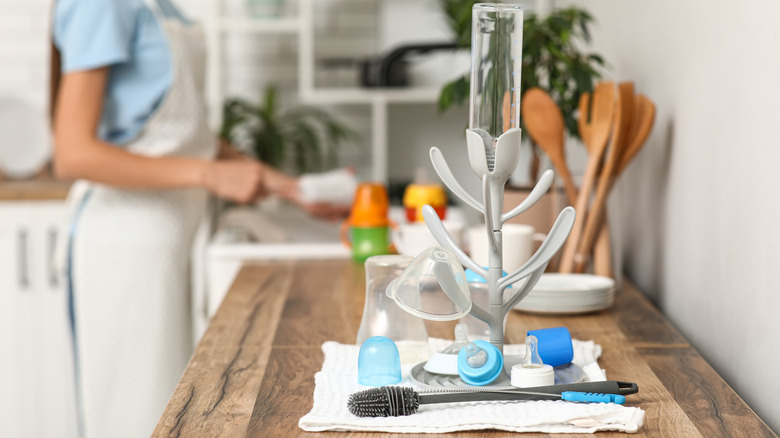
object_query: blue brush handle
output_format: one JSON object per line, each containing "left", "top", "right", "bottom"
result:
{"left": 561, "top": 392, "right": 626, "bottom": 404}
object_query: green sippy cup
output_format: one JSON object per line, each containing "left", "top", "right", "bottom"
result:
{"left": 340, "top": 183, "right": 396, "bottom": 262}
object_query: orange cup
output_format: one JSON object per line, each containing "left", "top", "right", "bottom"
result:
{"left": 340, "top": 183, "right": 397, "bottom": 261}
{"left": 349, "top": 182, "right": 390, "bottom": 227}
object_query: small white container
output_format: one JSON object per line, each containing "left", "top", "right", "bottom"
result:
{"left": 511, "top": 363, "right": 554, "bottom": 388}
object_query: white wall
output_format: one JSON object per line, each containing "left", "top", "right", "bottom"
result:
{"left": 556, "top": 0, "right": 780, "bottom": 430}
{"left": 0, "top": 1, "right": 49, "bottom": 107}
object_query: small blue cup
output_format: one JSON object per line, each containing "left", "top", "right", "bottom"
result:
{"left": 358, "top": 336, "right": 402, "bottom": 386}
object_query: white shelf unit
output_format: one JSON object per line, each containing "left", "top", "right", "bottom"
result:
{"left": 206, "top": 0, "right": 549, "bottom": 182}
{"left": 205, "top": 4, "right": 304, "bottom": 129}
{"left": 216, "top": 17, "right": 301, "bottom": 33}
{"left": 206, "top": 0, "right": 443, "bottom": 183}
{"left": 300, "top": 87, "right": 441, "bottom": 105}
{"left": 297, "top": 0, "right": 444, "bottom": 182}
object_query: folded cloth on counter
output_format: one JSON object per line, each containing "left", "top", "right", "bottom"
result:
{"left": 299, "top": 339, "right": 645, "bottom": 434}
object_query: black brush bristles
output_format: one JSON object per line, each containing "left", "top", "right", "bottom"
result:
{"left": 347, "top": 386, "right": 420, "bottom": 417}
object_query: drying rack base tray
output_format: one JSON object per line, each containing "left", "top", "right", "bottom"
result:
{"left": 410, "top": 354, "right": 583, "bottom": 390}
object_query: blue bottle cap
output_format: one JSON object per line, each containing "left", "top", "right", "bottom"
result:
{"left": 457, "top": 340, "right": 504, "bottom": 386}
{"left": 358, "top": 336, "right": 402, "bottom": 386}
{"left": 526, "top": 327, "right": 574, "bottom": 367}
{"left": 464, "top": 268, "right": 512, "bottom": 288}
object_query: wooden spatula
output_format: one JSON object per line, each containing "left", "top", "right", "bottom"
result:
{"left": 573, "top": 82, "right": 634, "bottom": 274}
{"left": 522, "top": 88, "right": 578, "bottom": 205}
{"left": 575, "top": 89, "right": 612, "bottom": 275}
{"left": 559, "top": 81, "right": 615, "bottom": 273}
{"left": 575, "top": 94, "right": 656, "bottom": 273}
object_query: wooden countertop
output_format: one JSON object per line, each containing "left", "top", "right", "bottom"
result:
{"left": 154, "top": 260, "right": 776, "bottom": 437}
{"left": 0, "top": 168, "right": 71, "bottom": 201}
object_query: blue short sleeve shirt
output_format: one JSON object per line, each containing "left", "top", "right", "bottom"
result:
{"left": 54, "top": 0, "right": 176, "bottom": 145}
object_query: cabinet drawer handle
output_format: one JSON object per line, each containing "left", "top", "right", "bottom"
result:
{"left": 48, "top": 228, "right": 59, "bottom": 289}
{"left": 17, "top": 229, "right": 29, "bottom": 290}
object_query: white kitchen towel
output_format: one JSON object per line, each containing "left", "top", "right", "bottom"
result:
{"left": 299, "top": 339, "right": 644, "bottom": 434}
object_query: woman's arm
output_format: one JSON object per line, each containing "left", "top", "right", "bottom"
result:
{"left": 54, "top": 67, "right": 263, "bottom": 202}
{"left": 53, "top": 67, "right": 265, "bottom": 203}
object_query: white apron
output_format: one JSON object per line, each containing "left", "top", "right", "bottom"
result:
{"left": 65, "top": 2, "right": 215, "bottom": 436}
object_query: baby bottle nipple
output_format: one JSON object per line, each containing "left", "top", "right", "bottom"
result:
{"left": 464, "top": 342, "right": 487, "bottom": 368}
{"left": 511, "top": 335, "right": 554, "bottom": 388}
{"left": 441, "top": 323, "right": 470, "bottom": 354}
{"left": 457, "top": 340, "right": 503, "bottom": 386}
{"left": 521, "top": 335, "right": 544, "bottom": 368}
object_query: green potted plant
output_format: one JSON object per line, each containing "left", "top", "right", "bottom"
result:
{"left": 220, "top": 86, "right": 356, "bottom": 174}
{"left": 438, "top": 1, "right": 606, "bottom": 178}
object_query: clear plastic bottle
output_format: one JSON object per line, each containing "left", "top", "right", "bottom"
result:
{"left": 469, "top": 3, "right": 524, "bottom": 152}
{"left": 356, "top": 255, "right": 430, "bottom": 365}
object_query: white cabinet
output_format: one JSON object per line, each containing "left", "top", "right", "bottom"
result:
{"left": 0, "top": 201, "right": 77, "bottom": 438}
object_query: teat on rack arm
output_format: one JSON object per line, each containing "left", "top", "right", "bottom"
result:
{"left": 511, "top": 335, "right": 554, "bottom": 388}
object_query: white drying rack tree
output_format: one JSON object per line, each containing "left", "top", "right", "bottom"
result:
{"left": 421, "top": 3, "right": 575, "bottom": 353}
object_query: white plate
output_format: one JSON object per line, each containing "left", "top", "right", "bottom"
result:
{"left": 522, "top": 288, "right": 614, "bottom": 300}
{"left": 529, "top": 273, "right": 614, "bottom": 293}
{"left": 514, "top": 273, "right": 615, "bottom": 315}
{"left": 522, "top": 289, "right": 613, "bottom": 302}
{"left": 525, "top": 287, "right": 613, "bottom": 298}
{"left": 521, "top": 297, "right": 613, "bottom": 306}
{"left": 0, "top": 98, "right": 50, "bottom": 179}
{"left": 514, "top": 300, "right": 615, "bottom": 315}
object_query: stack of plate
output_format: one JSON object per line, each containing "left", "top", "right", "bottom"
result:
{"left": 514, "top": 274, "right": 615, "bottom": 315}
{"left": 0, "top": 98, "right": 50, "bottom": 179}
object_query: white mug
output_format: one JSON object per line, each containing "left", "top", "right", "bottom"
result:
{"left": 392, "top": 221, "right": 465, "bottom": 257}
{"left": 468, "top": 224, "right": 546, "bottom": 272}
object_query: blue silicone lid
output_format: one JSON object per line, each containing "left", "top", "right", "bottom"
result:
{"left": 457, "top": 340, "right": 504, "bottom": 386}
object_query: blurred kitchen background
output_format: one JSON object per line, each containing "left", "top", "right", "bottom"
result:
{"left": 1, "top": 0, "right": 779, "bottom": 436}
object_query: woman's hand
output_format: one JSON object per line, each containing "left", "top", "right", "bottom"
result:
{"left": 212, "top": 140, "right": 351, "bottom": 217}
{"left": 202, "top": 160, "right": 266, "bottom": 204}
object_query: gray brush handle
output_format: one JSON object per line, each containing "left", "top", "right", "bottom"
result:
{"left": 522, "top": 380, "right": 638, "bottom": 396}
{"left": 418, "top": 381, "right": 638, "bottom": 406}
{"left": 419, "top": 391, "right": 560, "bottom": 405}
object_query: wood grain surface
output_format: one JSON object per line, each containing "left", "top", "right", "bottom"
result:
{"left": 154, "top": 260, "right": 777, "bottom": 437}
{"left": 0, "top": 168, "right": 71, "bottom": 200}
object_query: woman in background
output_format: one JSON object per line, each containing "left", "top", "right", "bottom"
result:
{"left": 51, "top": 0, "right": 350, "bottom": 435}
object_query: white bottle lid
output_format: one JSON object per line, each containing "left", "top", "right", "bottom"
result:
{"left": 510, "top": 363, "right": 554, "bottom": 388}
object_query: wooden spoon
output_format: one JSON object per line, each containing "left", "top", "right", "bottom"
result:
{"left": 591, "top": 82, "right": 635, "bottom": 277}
{"left": 577, "top": 91, "right": 594, "bottom": 151}
{"left": 618, "top": 95, "right": 656, "bottom": 173}
{"left": 573, "top": 82, "right": 635, "bottom": 274}
{"left": 558, "top": 81, "right": 615, "bottom": 273}
{"left": 575, "top": 94, "right": 655, "bottom": 273}
{"left": 576, "top": 87, "right": 622, "bottom": 277}
{"left": 521, "top": 88, "right": 578, "bottom": 205}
